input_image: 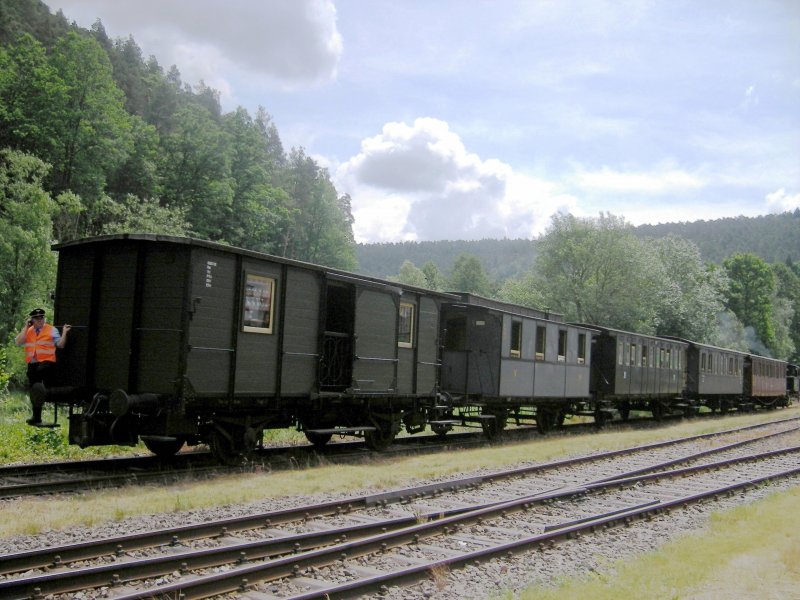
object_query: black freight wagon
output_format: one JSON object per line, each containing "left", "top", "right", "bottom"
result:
{"left": 583, "top": 326, "right": 688, "bottom": 419}
{"left": 439, "top": 294, "right": 595, "bottom": 435}
{"left": 50, "top": 234, "right": 451, "bottom": 461}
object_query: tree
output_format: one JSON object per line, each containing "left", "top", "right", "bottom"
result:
{"left": 0, "top": 33, "right": 64, "bottom": 155}
{"left": 421, "top": 261, "right": 447, "bottom": 291}
{"left": 722, "top": 253, "right": 776, "bottom": 354}
{"left": 45, "top": 32, "right": 134, "bottom": 202}
{"left": 158, "top": 102, "right": 233, "bottom": 240}
{"left": 534, "top": 213, "right": 660, "bottom": 332}
{"left": 93, "top": 194, "right": 191, "bottom": 235}
{"left": 449, "top": 254, "right": 491, "bottom": 295}
{"left": 773, "top": 261, "right": 800, "bottom": 362}
{"left": 651, "top": 235, "right": 725, "bottom": 341}
{"left": 0, "top": 149, "right": 55, "bottom": 340}
{"left": 390, "top": 260, "right": 428, "bottom": 288}
{"left": 221, "top": 107, "right": 291, "bottom": 254}
{"left": 497, "top": 273, "right": 545, "bottom": 310}
{"left": 282, "top": 148, "right": 356, "bottom": 269}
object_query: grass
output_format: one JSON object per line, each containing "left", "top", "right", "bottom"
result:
{"left": 1, "top": 404, "right": 798, "bottom": 538}
{"left": 512, "top": 485, "right": 800, "bottom": 600}
{"left": 0, "top": 390, "right": 148, "bottom": 463}
{"left": 1, "top": 404, "right": 799, "bottom": 598}
{"left": 0, "top": 389, "right": 311, "bottom": 463}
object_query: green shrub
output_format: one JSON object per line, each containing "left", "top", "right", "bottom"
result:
{"left": 0, "top": 347, "right": 9, "bottom": 395}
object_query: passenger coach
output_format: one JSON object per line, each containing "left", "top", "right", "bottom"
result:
{"left": 440, "top": 294, "right": 595, "bottom": 435}
{"left": 669, "top": 338, "right": 748, "bottom": 413}
{"left": 584, "top": 326, "right": 688, "bottom": 420}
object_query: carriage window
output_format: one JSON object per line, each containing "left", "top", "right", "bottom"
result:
{"left": 666, "top": 348, "right": 672, "bottom": 369}
{"left": 242, "top": 273, "right": 275, "bottom": 333}
{"left": 398, "top": 302, "right": 414, "bottom": 348}
{"left": 659, "top": 348, "right": 666, "bottom": 368}
{"left": 577, "top": 333, "right": 586, "bottom": 364}
{"left": 535, "top": 326, "right": 546, "bottom": 360}
{"left": 641, "top": 345, "right": 648, "bottom": 367}
{"left": 558, "top": 330, "right": 567, "bottom": 362}
{"left": 510, "top": 320, "right": 522, "bottom": 358}
{"left": 630, "top": 343, "right": 637, "bottom": 366}
{"left": 617, "top": 341, "right": 624, "bottom": 365}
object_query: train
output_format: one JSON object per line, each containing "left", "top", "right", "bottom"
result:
{"left": 29, "top": 234, "right": 796, "bottom": 463}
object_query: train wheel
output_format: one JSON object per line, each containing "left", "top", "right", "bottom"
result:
{"left": 593, "top": 408, "right": 609, "bottom": 428}
{"left": 651, "top": 401, "right": 665, "bottom": 421}
{"left": 618, "top": 401, "right": 631, "bottom": 422}
{"left": 364, "top": 412, "right": 399, "bottom": 451}
{"left": 364, "top": 424, "right": 396, "bottom": 451}
{"left": 481, "top": 409, "right": 507, "bottom": 440}
{"left": 142, "top": 436, "right": 185, "bottom": 458}
{"left": 536, "top": 408, "right": 556, "bottom": 434}
{"left": 209, "top": 426, "right": 253, "bottom": 465}
{"left": 431, "top": 423, "right": 452, "bottom": 438}
{"left": 304, "top": 430, "right": 333, "bottom": 448}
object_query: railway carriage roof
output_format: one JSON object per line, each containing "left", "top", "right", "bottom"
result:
{"left": 572, "top": 324, "right": 690, "bottom": 346}
{"left": 53, "top": 233, "right": 459, "bottom": 301}
{"left": 661, "top": 336, "right": 749, "bottom": 357}
{"left": 444, "top": 292, "right": 571, "bottom": 324}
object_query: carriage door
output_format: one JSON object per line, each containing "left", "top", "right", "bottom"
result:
{"left": 352, "top": 286, "right": 398, "bottom": 393}
{"left": 467, "top": 309, "right": 501, "bottom": 396}
{"left": 320, "top": 282, "right": 355, "bottom": 392}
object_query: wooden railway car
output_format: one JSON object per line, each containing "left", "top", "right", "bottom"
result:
{"left": 49, "top": 234, "right": 452, "bottom": 461}
{"left": 668, "top": 338, "right": 748, "bottom": 412}
{"left": 788, "top": 364, "right": 800, "bottom": 401}
{"left": 583, "top": 326, "right": 688, "bottom": 419}
{"left": 745, "top": 354, "right": 790, "bottom": 408}
{"left": 439, "top": 294, "right": 594, "bottom": 435}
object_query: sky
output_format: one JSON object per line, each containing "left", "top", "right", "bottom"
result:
{"left": 47, "top": 0, "right": 800, "bottom": 243}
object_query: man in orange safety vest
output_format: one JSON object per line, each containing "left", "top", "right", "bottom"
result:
{"left": 15, "top": 308, "right": 71, "bottom": 425}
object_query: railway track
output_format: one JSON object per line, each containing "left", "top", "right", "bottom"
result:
{"left": 0, "top": 411, "right": 763, "bottom": 499}
{"left": 1, "top": 416, "right": 798, "bottom": 599}
{"left": 0, "top": 428, "right": 531, "bottom": 499}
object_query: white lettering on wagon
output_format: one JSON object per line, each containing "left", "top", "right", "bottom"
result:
{"left": 206, "top": 261, "right": 217, "bottom": 288}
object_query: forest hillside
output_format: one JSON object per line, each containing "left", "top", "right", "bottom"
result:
{"left": 356, "top": 211, "right": 800, "bottom": 280}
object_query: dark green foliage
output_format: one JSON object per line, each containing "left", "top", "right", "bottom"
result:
{"left": 0, "top": 0, "right": 72, "bottom": 48}
{"left": 357, "top": 238, "right": 538, "bottom": 281}
{"left": 449, "top": 254, "right": 491, "bottom": 295}
{"left": 634, "top": 211, "right": 800, "bottom": 265}
{"left": 0, "top": 148, "right": 55, "bottom": 340}
{"left": 722, "top": 253, "right": 776, "bottom": 353}
{"left": 0, "top": 4, "right": 357, "bottom": 274}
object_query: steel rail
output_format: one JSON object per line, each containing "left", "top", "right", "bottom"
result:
{"left": 103, "top": 448, "right": 800, "bottom": 600}
{"left": 1, "top": 418, "right": 796, "bottom": 576}
{"left": 281, "top": 464, "right": 800, "bottom": 600}
{"left": 3, "top": 445, "right": 799, "bottom": 599}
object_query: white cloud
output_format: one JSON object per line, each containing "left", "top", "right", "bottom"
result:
{"left": 765, "top": 188, "right": 800, "bottom": 213}
{"left": 49, "top": 0, "right": 342, "bottom": 91}
{"left": 337, "top": 118, "right": 573, "bottom": 242}
{"left": 574, "top": 166, "right": 705, "bottom": 195}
